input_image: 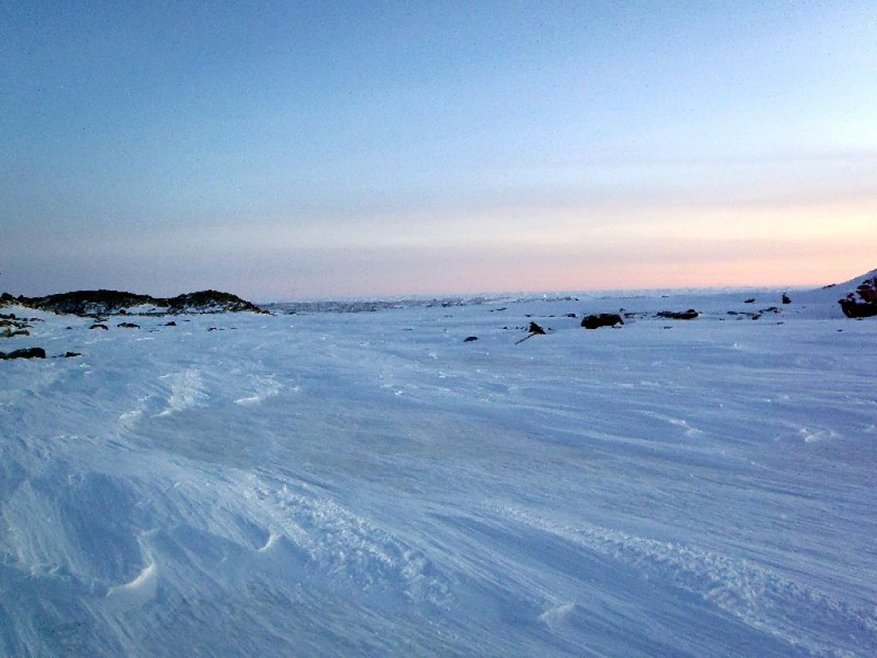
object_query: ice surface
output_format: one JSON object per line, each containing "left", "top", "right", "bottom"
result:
{"left": 1, "top": 286, "right": 875, "bottom": 656}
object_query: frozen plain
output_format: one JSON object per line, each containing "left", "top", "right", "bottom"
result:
{"left": 1, "top": 282, "right": 875, "bottom": 657}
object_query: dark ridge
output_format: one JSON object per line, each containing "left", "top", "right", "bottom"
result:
{"left": 18, "top": 290, "right": 153, "bottom": 316}
{"left": 9, "top": 289, "right": 265, "bottom": 317}
{"left": 164, "top": 290, "right": 264, "bottom": 314}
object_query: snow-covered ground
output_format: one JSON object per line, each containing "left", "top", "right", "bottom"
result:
{"left": 1, "top": 282, "right": 875, "bottom": 657}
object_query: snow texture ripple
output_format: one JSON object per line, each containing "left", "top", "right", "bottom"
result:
{"left": 1, "top": 282, "right": 875, "bottom": 656}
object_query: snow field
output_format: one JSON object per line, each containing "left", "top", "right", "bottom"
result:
{"left": 1, "top": 288, "right": 875, "bottom": 656}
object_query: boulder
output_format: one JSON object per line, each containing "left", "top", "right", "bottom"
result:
{"left": 0, "top": 347, "right": 46, "bottom": 360}
{"left": 581, "top": 313, "right": 623, "bottom": 329}
{"left": 117, "top": 322, "right": 140, "bottom": 329}
{"left": 656, "top": 309, "right": 699, "bottom": 320}
{"left": 464, "top": 336, "right": 479, "bottom": 342}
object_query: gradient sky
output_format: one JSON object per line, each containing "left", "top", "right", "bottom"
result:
{"left": 2, "top": 1, "right": 876, "bottom": 299}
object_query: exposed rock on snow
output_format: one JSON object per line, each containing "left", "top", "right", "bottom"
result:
{"left": 838, "top": 274, "right": 877, "bottom": 318}
{"left": 656, "top": 309, "right": 699, "bottom": 320}
{"left": 11, "top": 289, "right": 265, "bottom": 317}
{"left": 581, "top": 313, "right": 624, "bottom": 329}
{"left": 0, "top": 347, "right": 46, "bottom": 360}
{"left": 0, "top": 314, "right": 33, "bottom": 338}
{"left": 515, "top": 321, "right": 547, "bottom": 344}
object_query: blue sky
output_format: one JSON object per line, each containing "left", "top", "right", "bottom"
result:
{"left": 2, "top": 1, "right": 876, "bottom": 299}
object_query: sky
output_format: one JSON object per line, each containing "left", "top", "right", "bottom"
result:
{"left": 2, "top": 1, "right": 876, "bottom": 300}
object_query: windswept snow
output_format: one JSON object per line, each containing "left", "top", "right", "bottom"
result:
{"left": 1, "top": 285, "right": 875, "bottom": 656}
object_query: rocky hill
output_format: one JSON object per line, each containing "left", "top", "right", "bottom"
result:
{"left": 1, "top": 289, "right": 266, "bottom": 317}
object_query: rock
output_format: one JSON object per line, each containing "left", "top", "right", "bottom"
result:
{"left": 464, "top": 336, "right": 479, "bottom": 342}
{"left": 839, "top": 300, "right": 877, "bottom": 318}
{"left": 744, "top": 298, "right": 755, "bottom": 304}
{"left": 839, "top": 275, "right": 877, "bottom": 318}
{"left": 64, "top": 351, "right": 82, "bottom": 358}
{"left": 656, "top": 309, "right": 699, "bottom": 320}
{"left": 514, "top": 321, "right": 547, "bottom": 344}
{"left": 581, "top": 313, "right": 624, "bottom": 329}
{"left": 117, "top": 322, "right": 140, "bottom": 329}
{"left": 90, "top": 324, "right": 108, "bottom": 330}
{"left": 164, "top": 321, "right": 177, "bottom": 326}
{"left": 782, "top": 293, "right": 791, "bottom": 304}
{"left": 0, "top": 347, "right": 46, "bottom": 360}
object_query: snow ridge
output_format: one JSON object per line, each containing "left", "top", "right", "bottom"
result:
{"left": 497, "top": 504, "right": 877, "bottom": 657}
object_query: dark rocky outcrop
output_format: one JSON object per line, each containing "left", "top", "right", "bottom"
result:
{"left": 0, "top": 347, "right": 46, "bottom": 360}
{"left": 1, "top": 314, "right": 33, "bottom": 338}
{"left": 18, "top": 290, "right": 153, "bottom": 316}
{"left": 581, "top": 313, "right": 624, "bottom": 329}
{"left": 90, "top": 324, "right": 108, "bottom": 330}
{"left": 163, "top": 290, "right": 264, "bottom": 314}
{"left": 839, "top": 275, "right": 877, "bottom": 318}
{"left": 13, "top": 289, "right": 265, "bottom": 317}
{"left": 117, "top": 322, "right": 140, "bottom": 329}
{"left": 782, "top": 293, "right": 791, "bottom": 304}
{"left": 656, "top": 309, "right": 699, "bottom": 320}
{"left": 464, "top": 336, "right": 479, "bottom": 342}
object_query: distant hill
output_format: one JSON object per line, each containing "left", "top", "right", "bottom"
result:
{"left": 1, "top": 289, "right": 266, "bottom": 317}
